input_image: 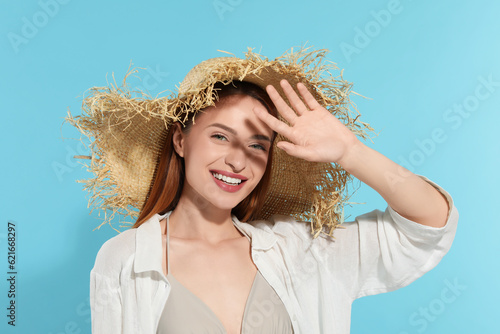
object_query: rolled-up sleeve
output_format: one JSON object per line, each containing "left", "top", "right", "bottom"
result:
{"left": 343, "top": 176, "right": 459, "bottom": 299}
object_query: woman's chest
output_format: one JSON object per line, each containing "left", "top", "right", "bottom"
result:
{"left": 162, "top": 236, "right": 258, "bottom": 333}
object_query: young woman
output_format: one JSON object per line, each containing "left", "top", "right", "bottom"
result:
{"left": 72, "top": 48, "right": 459, "bottom": 333}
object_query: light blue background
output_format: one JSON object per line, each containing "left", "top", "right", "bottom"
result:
{"left": 1, "top": 0, "right": 498, "bottom": 333}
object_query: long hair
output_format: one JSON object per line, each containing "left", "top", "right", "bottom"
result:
{"left": 132, "top": 81, "right": 277, "bottom": 228}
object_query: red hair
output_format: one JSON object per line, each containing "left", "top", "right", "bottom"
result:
{"left": 132, "top": 81, "right": 277, "bottom": 228}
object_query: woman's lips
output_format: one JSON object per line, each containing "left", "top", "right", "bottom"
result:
{"left": 210, "top": 171, "right": 247, "bottom": 193}
{"left": 210, "top": 169, "right": 248, "bottom": 181}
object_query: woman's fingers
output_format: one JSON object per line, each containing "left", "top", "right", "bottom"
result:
{"left": 253, "top": 106, "right": 294, "bottom": 140}
{"left": 280, "top": 79, "right": 309, "bottom": 116}
{"left": 265, "top": 84, "right": 298, "bottom": 125}
{"left": 296, "top": 82, "right": 322, "bottom": 110}
{"left": 266, "top": 80, "right": 322, "bottom": 123}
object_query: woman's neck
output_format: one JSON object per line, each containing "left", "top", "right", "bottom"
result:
{"left": 166, "top": 197, "right": 244, "bottom": 244}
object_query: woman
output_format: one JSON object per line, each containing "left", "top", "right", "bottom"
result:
{"left": 70, "top": 47, "right": 458, "bottom": 333}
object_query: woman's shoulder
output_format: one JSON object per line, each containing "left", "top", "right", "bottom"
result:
{"left": 251, "top": 214, "right": 334, "bottom": 246}
{"left": 267, "top": 214, "right": 339, "bottom": 239}
{"left": 247, "top": 214, "right": 302, "bottom": 236}
{"left": 251, "top": 213, "right": 369, "bottom": 250}
{"left": 92, "top": 228, "right": 138, "bottom": 276}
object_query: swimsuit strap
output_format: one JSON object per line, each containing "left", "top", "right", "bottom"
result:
{"left": 166, "top": 214, "right": 171, "bottom": 275}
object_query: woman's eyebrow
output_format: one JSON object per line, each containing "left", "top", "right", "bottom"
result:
{"left": 208, "top": 123, "right": 236, "bottom": 134}
{"left": 252, "top": 134, "right": 272, "bottom": 142}
{"left": 207, "top": 123, "right": 272, "bottom": 142}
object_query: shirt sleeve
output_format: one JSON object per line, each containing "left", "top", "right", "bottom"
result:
{"left": 333, "top": 176, "right": 459, "bottom": 300}
{"left": 90, "top": 270, "right": 123, "bottom": 333}
{"left": 89, "top": 233, "right": 129, "bottom": 334}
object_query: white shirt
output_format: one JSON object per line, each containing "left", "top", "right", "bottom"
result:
{"left": 90, "top": 177, "right": 458, "bottom": 333}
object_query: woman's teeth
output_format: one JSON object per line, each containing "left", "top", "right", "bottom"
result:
{"left": 212, "top": 172, "right": 242, "bottom": 185}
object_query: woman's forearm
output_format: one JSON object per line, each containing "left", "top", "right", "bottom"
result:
{"left": 338, "top": 141, "right": 449, "bottom": 228}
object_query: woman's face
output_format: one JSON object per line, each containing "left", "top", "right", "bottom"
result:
{"left": 173, "top": 94, "right": 274, "bottom": 212}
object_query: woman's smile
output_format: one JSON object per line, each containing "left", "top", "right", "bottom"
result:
{"left": 210, "top": 169, "right": 248, "bottom": 192}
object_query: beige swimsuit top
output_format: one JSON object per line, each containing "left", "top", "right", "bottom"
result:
{"left": 156, "top": 215, "right": 294, "bottom": 334}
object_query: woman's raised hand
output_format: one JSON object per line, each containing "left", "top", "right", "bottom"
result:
{"left": 253, "top": 79, "right": 360, "bottom": 165}
{"left": 254, "top": 79, "right": 450, "bottom": 228}
{"left": 254, "top": 80, "right": 452, "bottom": 228}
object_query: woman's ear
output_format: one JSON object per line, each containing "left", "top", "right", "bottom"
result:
{"left": 171, "top": 123, "right": 185, "bottom": 158}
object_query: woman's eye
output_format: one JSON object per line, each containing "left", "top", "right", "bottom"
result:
{"left": 212, "top": 134, "right": 227, "bottom": 141}
{"left": 251, "top": 144, "right": 267, "bottom": 151}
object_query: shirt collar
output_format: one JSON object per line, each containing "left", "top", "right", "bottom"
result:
{"left": 134, "top": 212, "right": 166, "bottom": 275}
{"left": 231, "top": 214, "right": 277, "bottom": 250}
{"left": 133, "top": 211, "right": 277, "bottom": 275}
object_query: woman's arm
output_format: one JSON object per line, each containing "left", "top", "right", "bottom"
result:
{"left": 253, "top": 79, "right": 449, "bottom": 228}
{"left": 338, "top": 141, "right": 449, "bottom": 227}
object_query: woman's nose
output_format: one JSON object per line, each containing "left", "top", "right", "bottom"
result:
{"left": 224, "top": 147, "right": 246, "bottom": 173}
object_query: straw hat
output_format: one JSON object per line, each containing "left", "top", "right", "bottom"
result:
{"left": 66, "top": 46, "right": 372, "bottom": 238}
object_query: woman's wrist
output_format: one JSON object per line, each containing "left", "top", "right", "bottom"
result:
{"left": 336, "top": 137, "right": 366, "bottom": 172}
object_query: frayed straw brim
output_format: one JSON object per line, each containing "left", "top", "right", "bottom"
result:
{"left": 66, "top": 45, "right": 373, "bottom": 238}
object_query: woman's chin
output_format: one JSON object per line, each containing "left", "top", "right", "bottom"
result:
{"left": 208, "top": 197, "right": 246, "bottom": 212}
